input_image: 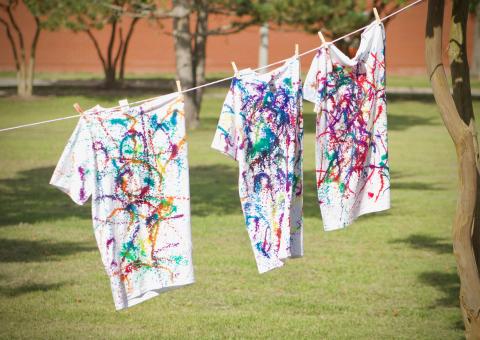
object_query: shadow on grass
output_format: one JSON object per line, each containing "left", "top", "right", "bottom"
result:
{"left": 173, "top": 164, "right": 335, "bottom": 219}
{"left": 192, "top": 163, "right": 390, "bottom": 221}
{"left": 0, "top": 238, "right": 95, "bottom": 263}
{"left": 390, "top": 234, "right": 452, "bottom": 254}
{"left": 418, "top": 271, "right": 460, "bottom": 309}
{"left": 388, "top": 113, "right": 439, "bottom": 131}
{"left": 303, "top": 169, "right": 321, "bottom": 218}
{"left": 0, "top": 164, "right": 242, "bottom": 223}
{"left": 0, "top": 167, "right": 91, "bottom": 227}
{"left": 0, "top": 282, "right": 69, "bottom": 297}
{"left": 391, "top": 182, "right": 444, "bottom": 191}
{"left": 197, "top": 117, "right": 222, "bottom": 132}
{"left": 392, "top": 234, "right": 462, "bottom": 330}
{"left": 391, "top": 180, "right": 445, "bottom": 191}
{"left": 387, "top": 93, "right": 437, "bottom": 103}
{"left": 389, "top": 170, "right": 444, "bottom": 191}
{"left": 190, "top": 165, "right": 240, "bottom": 217}
{"left": 289, "top": 111, "right": 438, "bottom": 135}
{"left": 0, "top": 163, "right": 438, "bottom": 227}
{"left": 0, "top": 164, "right": 331, "bottom": 223}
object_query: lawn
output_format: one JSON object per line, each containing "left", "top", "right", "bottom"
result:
{"left": 0, "top": 88, "right": 475, "bottom": 339}
{"left": 2, "top": 71, "right": 480, "bottom": 90}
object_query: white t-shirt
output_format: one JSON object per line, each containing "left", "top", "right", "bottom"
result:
{"left": 212, "top": 57, "right": 303, "bottom": 273}
{"left": 304, "top": 22, "right": 390, "bottom": 231}
{"left": 51, "top": 93, "right": 194, "bottom": 310}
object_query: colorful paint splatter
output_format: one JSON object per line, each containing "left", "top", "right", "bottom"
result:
{"left": 51, "top": 93, "right": 194, "bottom": 310}
{"left": 212, "top": 57, "right": 303, "bottom": 273}
{"left": 304, "top": 22, "right": 390, "bottom": 231}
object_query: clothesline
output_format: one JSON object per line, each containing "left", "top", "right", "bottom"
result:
{"left": 0, "top": 0, "right": 424, "bottom": 133}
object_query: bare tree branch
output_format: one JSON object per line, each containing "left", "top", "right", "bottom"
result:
{"left": 119, "top": 17, "right": 139, "bottom": 80}
{"left": 85, "top": 29, "right": 107, "bottom": 71}
{"left": 107, "top": 20, "right": 117, "bottom": 70}
{"left": 0, "top": 16, "right": 19, "bottom": 71}
{"left": 113, "top": 25, "right": 124, "bottom": 71}
{"left": 31, "top": 15, "right": 41, "bottom": 59}
{"left": 27, "top": 15, "right": 41, "bottom": 95}
{"left": 5, "top": 1, "right": 24, "bottom": 63}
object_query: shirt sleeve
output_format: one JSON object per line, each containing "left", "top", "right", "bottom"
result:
{"left": 50, "top": 118, "right": 95, "bottom": 205}
{"left": 303, "top": 50, "right": 326, "bottom": 113}
{"left": 211, "top": 81, "right": 238, "bottom": 161}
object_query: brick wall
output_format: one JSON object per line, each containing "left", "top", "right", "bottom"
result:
{"left": 0, "top": 1, "right": 475, "bottom": 76}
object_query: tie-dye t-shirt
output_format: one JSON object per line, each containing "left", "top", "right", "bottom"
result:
{"left": 212, "top": 57, "right": 303, "bottom": 273}
{"left": 304, "top": 22, "right": 390, "bottom": 231}
{"left": 51, "top": 93, "right": 194, "bottom": 310}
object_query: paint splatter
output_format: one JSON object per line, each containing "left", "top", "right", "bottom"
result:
{"left": 304, "top": 22, "right": 390, "bottom": 231}
{"left": 51, "top": 93, "right": 194, "bottom": 310}
{"left": 212, "top": 57, "right": 303, "bottom": 273}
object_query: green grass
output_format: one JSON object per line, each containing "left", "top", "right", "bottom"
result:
{"left": 0, "top": 89, "right": 475, "bottom": 338}
{"left": 1, "top": 71, "right": 480, "bottom": 90}
{"left": 0, "top": 71, "right": 230, "bottom": 81}
{"left": 387, "top": 74, "right": 480, "bottom": 89}
{"left": 0, "top": 71, "right": 106, "bottom": 81}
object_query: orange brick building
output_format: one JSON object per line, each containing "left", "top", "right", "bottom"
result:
{"left": 0, "top": 1, "right": 475, "bottom": 76}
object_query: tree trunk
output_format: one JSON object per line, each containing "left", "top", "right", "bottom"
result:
{"left": 258, "top": 23, "right": 269, "bottom": 72}
{"left": 17, "top": 62, "right": 26, "bottom": 97}
{"left": 26, "top": 17, "right": 41, "bottom": 97}
{"left": 104, "top": 67, "right": 117, "bottom": 88}
{"left": 449, "top": 0, "right": 480, "bottom": 277}
{"left": 192, "top": 2, "right": 208, "bottom": 120}
{"left": 450, "top": 1, "right": 474, "bottom": 124}
{"left": 86, "top": 20, "right": 120, "bottom": 89}
{"left": 85, "top": 29, "right": 108, "bottom": 84}
{"left": 105, "top": 20, "right": 118, "bottom": 88}
{"left": 26, "top": 55, "right": 35, "bottom": 97}
{"left": 5, "top": 3, "right": 28, "bottom": 97}
{"left": 172, "top": 0, "right": 198, "bottom": 130}
{"left": 426, "top": 0, "right": 480, "bottom": 338}
{"left": 472, "top": 4, "right": 480, "bottom": 79}
{"left": 0, "top": 16, "right": 21, "bottom": 95}
{"left": 119, "top": 17, "right": 139, "bottom": 82}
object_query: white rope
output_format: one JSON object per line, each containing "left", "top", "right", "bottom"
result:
{"left": 0, "top": 114, "right": 84, "bottom": 132}
{"left": 0, "top": 0, "right": 425, "bottom": 133}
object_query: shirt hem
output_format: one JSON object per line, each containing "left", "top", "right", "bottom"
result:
{"left": 114, "top": 278, "right": 195, "bottom": 311}
{"left": 49, "top": 180, "right": 87, "bottom": 206}
{"left": 322, "top": 202, "right": 391, "bottom": 232}
{"left": 211, "top": 143, "right": 237, "bottom": 162}
{"left": 258, "top": 261, "right": 284, "bottom": 274}
{"left": 257, "top": 253, "right": 304, "bottom": 274}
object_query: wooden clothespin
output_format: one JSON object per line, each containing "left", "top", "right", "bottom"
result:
{"left": 231, "top": 61, "right": 238, "bottom": 75}
{"left": 318, "top": 31, "right": 326, "bottom": 46}
{"left": 294, "top": 43, "right": 299, "bottom": 57}
{"left": 73, "top": 103, "right": 84, "bottom": 115}
{"left": 373, "top": 8, "right": 381, "bottom": 24}
{"left": 176, "top": 80, "right": 183, "bottom": 97}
